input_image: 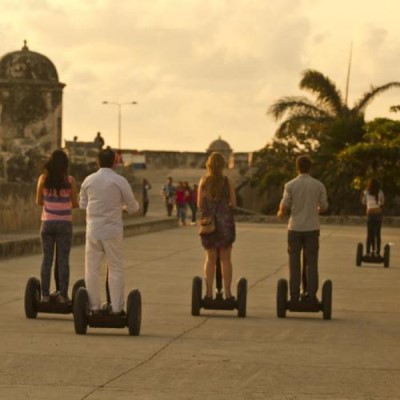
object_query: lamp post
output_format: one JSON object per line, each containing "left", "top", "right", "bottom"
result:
{"left": 102, "top": 101, "right": 138, "bottom": 149}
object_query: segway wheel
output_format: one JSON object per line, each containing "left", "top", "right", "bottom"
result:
{"left": 191, "top": 277, "right": 202, "bottom": 316}
{"left": 356, "top": 243, "right": 363, "bottom": 267}
{"left": 383, "top": 245, "right": 390, "bottom": 268}
{"left": 71, "top": 279, "right": 86, "bottom": 306}
{"left": 24, "top": 277, "right": 40, "bottom": 319}
{"left": 237, "top": 278, "right": 247, "bottom": 318}
{"left": 322, "top": 280, "right": 332, "bottom": 320}
{"left": 127, "top": 289, "right": 142, "bottom": 336}
{"left": 73, "top": 287, "right": 89, "bottom": 334}
{"left": 277, "top": 279, "right": 288, "bottom": 318}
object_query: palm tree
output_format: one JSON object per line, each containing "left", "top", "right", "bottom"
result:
{"left": 268, "top": 69, "right": 400, "bottom": 153}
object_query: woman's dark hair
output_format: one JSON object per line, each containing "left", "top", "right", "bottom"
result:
{"left": 367, "top": 179, "right": 380, "bottom": 203}
{"left": 44, "top": 150, "right": 70, "bottom": 195}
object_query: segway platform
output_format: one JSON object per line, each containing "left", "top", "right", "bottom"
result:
{"left": 24, "top": 277, "right": 85, "bottom": 318}
{"left": 356, "top": 243, "right": 390, "bottom": 267}
{"left": 73, "top": 287, "right": 142, "bottom": 335}
{"left": 277, "top": 278, "right": 332, "bottom": 320}
{"left": 191, "top": 256, "right": 247, "bottom": 317}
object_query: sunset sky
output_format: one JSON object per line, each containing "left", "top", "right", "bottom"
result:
{"left": 1, "top": 0, "right": 400, "bottom": 152}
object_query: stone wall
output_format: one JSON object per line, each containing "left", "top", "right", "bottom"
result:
{"left": 142, "top": 151, "right": 208, "bottom": 169}
{"left": 0, "top": 182, "right": 86, "bottom": 232}
{"left": 0, "top": 178, "right": 142, "bottom": 232}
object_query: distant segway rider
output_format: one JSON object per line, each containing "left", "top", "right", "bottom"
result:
{"left": 277, "top": 155, "right": 328, "bottom": 304}
{"left": 79, "top": 149, "right": 140, "bottom": 315}
{"left": 361, "top": 179, "right": 384, "bottom": 257}
{"left": 36, "top": 150, "right": 79, "bottom": 303}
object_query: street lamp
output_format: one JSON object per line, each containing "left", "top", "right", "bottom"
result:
{"left": 102, "top": 101, "right": 138, "bottom": 149}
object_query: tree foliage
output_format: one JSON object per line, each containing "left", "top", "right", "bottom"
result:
{"left": 251, "top": 70, "right": 400, "bottom": 214}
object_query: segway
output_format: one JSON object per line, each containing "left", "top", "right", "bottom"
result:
{"left": 24, "top": 248, "right": 85, "bottom": 319}
{"left": 356, "top": 243, "right": 390, "bottom": 268}
{"left": 191, "top": 254, "right": 247, "bottom": 318}
{"left": 73, "top": 268, "right": 142, "bottom": 335}
{"left": 276, "top": 251, "right": 332, "bottom": 320}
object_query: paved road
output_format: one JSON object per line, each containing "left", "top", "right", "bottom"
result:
{"left": 0, "top": 223, "right": 399, "bottom": 400}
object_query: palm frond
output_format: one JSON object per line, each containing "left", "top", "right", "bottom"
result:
{"left": 354, "top": 82, "right": 400, "bottom": 112}
{"left": 300, "top": 69, "right": 343, "bottom": 115}
{"left": 268, "top": 96, "right": 330, "bottom": 120}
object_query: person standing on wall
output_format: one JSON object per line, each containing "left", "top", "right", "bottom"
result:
{"left": 94, "top": 131, "right": 105, "bottom": 150}
{"left": 277, "top": 155, "right": 328, "bottom": 304}
{"left": 36, "top": 150, "right": 79, "bottom": 303}
{"left": 79, "top": 148, "right": 140, "bottom": 315}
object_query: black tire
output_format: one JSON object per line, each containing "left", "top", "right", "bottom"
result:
{"left": 191, "top": 277, "right": 202, "bottom": 316}
{"left": 356, "top": 243, "right": 363, "bottom": 267}
{"left": 24, "top": 277, "right": 40, "bottom": 319}
{"left": 383, "top": 244, "right": 390, "bottom": 268}
{"left": 73, "top": 287, "right": 89, "bottom": 335}
{"left": 237, "top": 278, "right": 247, "bottom": 318}
{"left": 277, "top": 279, "right": 288, "bottom": 318}
{"left": 127, "top": 289, "right": 142, "bottom": 336}
{"left": 71, "top": 279, "right": 86, "bottom": 306}
{"left": 322, "top": 280, "right": 332, "bottom": 320}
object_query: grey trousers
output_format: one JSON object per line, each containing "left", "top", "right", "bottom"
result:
{"left": 288, "top": 230, "right": 320, "bottom": 300}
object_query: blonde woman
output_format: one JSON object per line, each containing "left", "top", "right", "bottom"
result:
{"left": 197, "top": 152, "right": 236, "bottom": 299}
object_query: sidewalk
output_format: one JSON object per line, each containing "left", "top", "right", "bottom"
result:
{"left": 0, "top": 222, "right": 399, "bottom": 399}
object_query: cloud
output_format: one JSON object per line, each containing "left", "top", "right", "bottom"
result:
{"left": 1, "top": 0, "right": 400, "bottom": 152}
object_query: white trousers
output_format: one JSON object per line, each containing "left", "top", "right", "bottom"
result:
{"left": 85, "top": 235, "right": 125, "bottom": 312}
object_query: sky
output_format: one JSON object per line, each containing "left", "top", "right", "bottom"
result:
{"left": 1, "top": 0, "right": 400, "bottom": 152}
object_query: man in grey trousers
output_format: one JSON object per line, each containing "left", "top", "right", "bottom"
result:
{"left": 277, "top": 155, "right": 328, "bottom": 303}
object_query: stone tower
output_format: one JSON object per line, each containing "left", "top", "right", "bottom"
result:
{"left": 207, "top": 136, "right": 234, "bottom": 168}
{"left": 0, "top": 41, "right": 65, "bottom": 154}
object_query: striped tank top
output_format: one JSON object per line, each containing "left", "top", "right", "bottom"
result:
{"left": 41, "top": 176, "right": 73, "bottom": 222}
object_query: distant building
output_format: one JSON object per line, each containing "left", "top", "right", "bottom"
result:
{"left": 207, "top": 136, "right": 234, "bottom": 167}
{"left": 0, "top": 41, "right": 65, "bottom": 153}
{"left": 0, "top": 41, "right": 65, "bottom": 182}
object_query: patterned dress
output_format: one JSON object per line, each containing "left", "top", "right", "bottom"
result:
{"left": 200, "top": 177, "right": 236, "bottom": 249}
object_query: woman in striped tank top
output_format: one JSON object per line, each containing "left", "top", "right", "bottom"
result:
{"left": 36, "top": 150, "right": 78, "bottom": 303}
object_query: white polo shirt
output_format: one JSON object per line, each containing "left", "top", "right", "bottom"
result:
{"left": 79, "top": 168, "right": 140, "bottom": 240}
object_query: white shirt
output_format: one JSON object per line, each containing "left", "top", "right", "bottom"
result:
{"left": 79, "top": 168, "right": 140, "bottom": 240}
{"left": 362, "top": 190, "right": 384, "bottom": 210}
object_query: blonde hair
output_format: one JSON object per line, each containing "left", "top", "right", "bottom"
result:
{"left": 204, "top": 152, "right": 226, "bottom": 200}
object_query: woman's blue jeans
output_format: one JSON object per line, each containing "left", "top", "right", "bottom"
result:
{"left": 40, "top": 221, "right": 72, "bottom": 297}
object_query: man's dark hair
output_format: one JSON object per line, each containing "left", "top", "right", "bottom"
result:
{"left": 97, "top": 149, "right": 115, "bottom": 168}
{"left": 296, "top": 155, "right": 312, "bottom": 173}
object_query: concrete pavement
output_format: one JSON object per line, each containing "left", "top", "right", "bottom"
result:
{"left": 0, "top": 222, "right": 399, "bottom": 399}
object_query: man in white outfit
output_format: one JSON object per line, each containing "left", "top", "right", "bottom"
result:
{"left": 79, "top": 149, "right": 140, "bottom": 314}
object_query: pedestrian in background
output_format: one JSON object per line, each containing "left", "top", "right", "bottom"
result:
{"left": 189, "top": 183, "right": 198, "bottom": 225}
{"left": 142, "top": 178, "right": 152, "bottom": 216}
{"left": 176, "top": 181, "right": 188, "bottom": 226}
{"left": 161, "top": 176, "right": 176, "bottom": 217}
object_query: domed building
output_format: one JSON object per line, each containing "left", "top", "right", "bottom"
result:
{"left": 0, "top": 41, "right": 65, "bottom": 154}
{"left": 206, "top": 136, "right": 234, "bottom": 168}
